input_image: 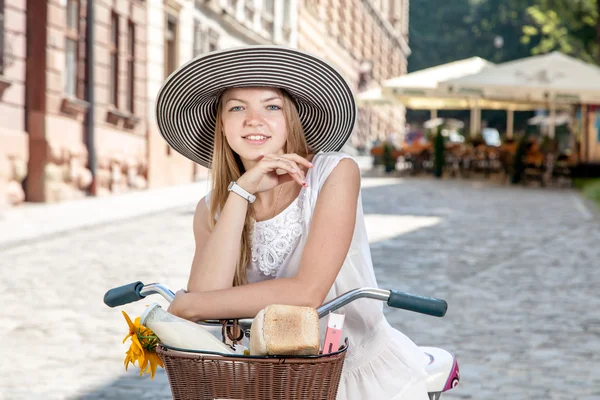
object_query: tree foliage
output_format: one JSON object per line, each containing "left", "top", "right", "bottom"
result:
{"left": 521, "top": 0, "right": 598, "bottom": 63}
{"left": 408, "top": 0, "right": 600, "bottom": 72}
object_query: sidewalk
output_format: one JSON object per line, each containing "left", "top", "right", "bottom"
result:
{"left": 0, "top": 180, "right": 212, "bottom": 249}
{"left": 0, "top": 156, "right": 375, "bottom": 249}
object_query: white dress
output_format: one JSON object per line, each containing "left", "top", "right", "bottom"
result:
{"left": 209, "top": 151, "right": 429, "bottom": 399}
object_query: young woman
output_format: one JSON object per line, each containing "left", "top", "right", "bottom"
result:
{"left": 157, "top": 46, "right": 428, "bottom": 399}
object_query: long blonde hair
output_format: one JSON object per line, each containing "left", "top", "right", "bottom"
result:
{"left": 208, "top": 88, "right": 310, "bottom": 286}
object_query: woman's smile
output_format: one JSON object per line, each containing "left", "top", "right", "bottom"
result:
{"left": 242, "top": 133, "right": 271, "bottom": 145}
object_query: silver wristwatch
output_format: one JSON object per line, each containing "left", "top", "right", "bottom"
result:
{"left": 228, "top": 181, "right": 256, "bottom": 203}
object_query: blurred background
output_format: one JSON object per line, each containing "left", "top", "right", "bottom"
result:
{"left": 1, "top": 0, "right": 600, "bottom": 205}
{"left": 1, "top": 1, "right": 600, "bottom": 399}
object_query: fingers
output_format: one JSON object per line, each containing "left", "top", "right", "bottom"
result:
{"left": 265, "top": 154, "right": 313, "bottom": 175}
{"left": 277, "top": 153, "right": 314, "bottom": 170}
{"left": 255, "top": 153, "right": 314, "bottom": 188}
{"left": 266, "top": 158, "right": 305, "bottom": 186}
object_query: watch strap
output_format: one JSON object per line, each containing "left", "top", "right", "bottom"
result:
{"left": 228, "top": 181, "right": 256, "bottom": 203}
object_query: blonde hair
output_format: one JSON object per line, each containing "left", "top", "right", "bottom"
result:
{"left": 208, "top": 88, "right": 310, "bottom": 286}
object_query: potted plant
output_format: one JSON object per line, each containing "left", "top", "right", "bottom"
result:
{"left": 511, "top": 132, "right": 530, "bottom": 184}
{"left": 433, "top": 125, "right": 445, "bottom": 178}
{"left": 382, "top": 143, "right": 397, "bottom": 173}
{"left": 370, "top": 144, "right": 384, "bottom": 166}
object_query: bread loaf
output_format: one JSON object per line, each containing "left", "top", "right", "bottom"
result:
{"left": 250, "top": 305, "right": 320, "bottom": 356}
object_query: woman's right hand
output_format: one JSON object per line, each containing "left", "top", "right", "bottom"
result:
{"left": 236, "top": 153, "right": 313, "bottom": 194}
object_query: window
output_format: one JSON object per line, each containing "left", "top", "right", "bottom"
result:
{"left": 226, "top": 0, "right": 238, "bottom": 14}
{"left": 282, "top": 1, "right": 291, "bottom": 41}
{"left": 244, "top": 2, "right": 255, "bottom": 24}
{"left": 193, "top": 21, "right": 204, "bottom": 57}
{"left": 283, "top": 0, "right": 290, "bottom": 26}
{"left": 264, "top": 0, "right": 274, "bottom": 13}
{"left": 64, "top": 0, "right": 80, "bottom": 97}
{"left": 208, "top": 29, "right": 218, "bottom": 53}
{"left": 164, "top": 13, "right": 178, "bottom": 79}
{"left": 262, "top": 0, "right": 274, "bottom": 35}
{"left": 126, "top": 21, "right": 135, "bottom": 113}
{"left": 109, "top": 12, "right": 119, "bottom": 107}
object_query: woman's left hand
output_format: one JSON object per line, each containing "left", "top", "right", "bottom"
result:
{"left": 167, "top": 289, "right": 189, "bottom": 319}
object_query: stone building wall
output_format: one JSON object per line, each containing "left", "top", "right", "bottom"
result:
{"left": 298, "top": 0, "right": 410, "bottom": 149}
{"left": 0, "top": 0, "right": 28, "bottom": 206}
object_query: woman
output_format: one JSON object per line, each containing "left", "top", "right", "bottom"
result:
{"left": 158, "top": 46, "right": 428, "bottom": 399}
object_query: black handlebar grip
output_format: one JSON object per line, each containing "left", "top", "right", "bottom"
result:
{"left": 103, "top": 281, "right": 146, "bottom": 307}
{"left": 387, "top": 290, "right": 448, "bottom": 317}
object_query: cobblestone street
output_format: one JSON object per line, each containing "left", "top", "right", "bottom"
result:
{"left": 1, "top": 176, "right": 599, "bottom": 399}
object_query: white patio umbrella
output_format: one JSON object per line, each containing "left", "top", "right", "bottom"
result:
{"left": 384, "top": 57, "right": 495, "bottom": 97}
{"left": 357, "top": 57, "right": 496, "bottom": 108}
{"left": 358, "top": 57, "right": 549, "bottom": 137}
{"left": 439, "top": 52, "right": 600, "bottom": 137}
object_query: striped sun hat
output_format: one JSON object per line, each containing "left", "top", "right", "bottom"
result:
{"left": 155, "top": 45, "right": 357, "bottom": 168}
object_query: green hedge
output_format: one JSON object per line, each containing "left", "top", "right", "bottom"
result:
{"left": 574, "top": 178, "right": 600, "bottom": 208}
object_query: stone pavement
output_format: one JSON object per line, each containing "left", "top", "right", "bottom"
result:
{"left": 0, "top": 156, "right": 375, "bottom": 249}
{"left": 0, "top": 180, "right": 212, "bottom": 249}
{"left": 1, "top": 174, "right": 599, "bottom": 399}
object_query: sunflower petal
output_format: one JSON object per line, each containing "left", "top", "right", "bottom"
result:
{"left": 132, "top": 335, "right": 144, "bottom": 354}
{"left": 122, "top": 333, "right": 133, "bottom": 344}
{"left": 147, "top": 353, "right": 162, "bottom": 379}
{"left": 139, "top": 355, "right": 149, "bottom": 377}
{"left": 124, "top": 345, "right": 136, "bottom": 370}
{"left": 122, "top": 311, "right": 136, "bottom": 333}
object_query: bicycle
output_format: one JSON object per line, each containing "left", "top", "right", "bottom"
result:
{"left": 105, "top": 282, "right": 459, "bottom": 400}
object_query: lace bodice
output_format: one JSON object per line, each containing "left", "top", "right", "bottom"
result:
{"left": 248, "top": 188, "right": 306, "bottom": 278}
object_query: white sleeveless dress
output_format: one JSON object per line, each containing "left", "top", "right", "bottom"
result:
{"left": 209, "top": 151, "right": 429, "bottom": 399}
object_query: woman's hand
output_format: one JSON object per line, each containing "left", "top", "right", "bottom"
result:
{"left": 236, "top": 153, "right": 313, "bottom": 194}
{"left": 167, "top": 289, "right": 190, "bottom": 319}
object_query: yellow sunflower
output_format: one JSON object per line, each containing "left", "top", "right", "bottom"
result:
{"left": 122, "top": 311, "right": 164, "bottom": 379}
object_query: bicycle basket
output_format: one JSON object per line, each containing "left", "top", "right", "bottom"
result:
{"left": 157, "top": 340, "right": 348, "bottom": 400}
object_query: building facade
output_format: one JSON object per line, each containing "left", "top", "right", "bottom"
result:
{"left": 0, "top": 0, "right": 149, "bottom": 206}
{"left": 0, "top": 0, "right": 297, "bottom": 207}
{"left": 297, "top": 0, "right": 410, "bottom": 150}
{"left": 0, "top": 0, "right": 28, "bottom": 207}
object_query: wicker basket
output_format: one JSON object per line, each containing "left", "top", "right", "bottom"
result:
{"left": 157, "top": 341, "right": 348, "bottom": 400}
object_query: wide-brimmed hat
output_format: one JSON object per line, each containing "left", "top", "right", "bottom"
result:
{"left": 155, "top": 45, "right": 357, "bottom": 168}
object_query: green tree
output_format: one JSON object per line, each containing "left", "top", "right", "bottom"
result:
{"left": 408, "top": 0, "right": 474, "bottom": 72}
{"left": 409, "top": 0, "right": 600, "bottom": 69}
{"left": 521, "top": 0, "right": 599, "bottom": 64}
{"left": 408, "top": 0, "right": 535, "bottom": 72}
{"left": 465, "top": 0, "right": 538, "bottom": 63}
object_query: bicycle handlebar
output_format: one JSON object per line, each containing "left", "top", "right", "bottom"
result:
{"left": 103, "top": 281, "right": 147, "bottom": 307}
{"left": 104, "top": 282, "right": 448, "bottom": 321}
